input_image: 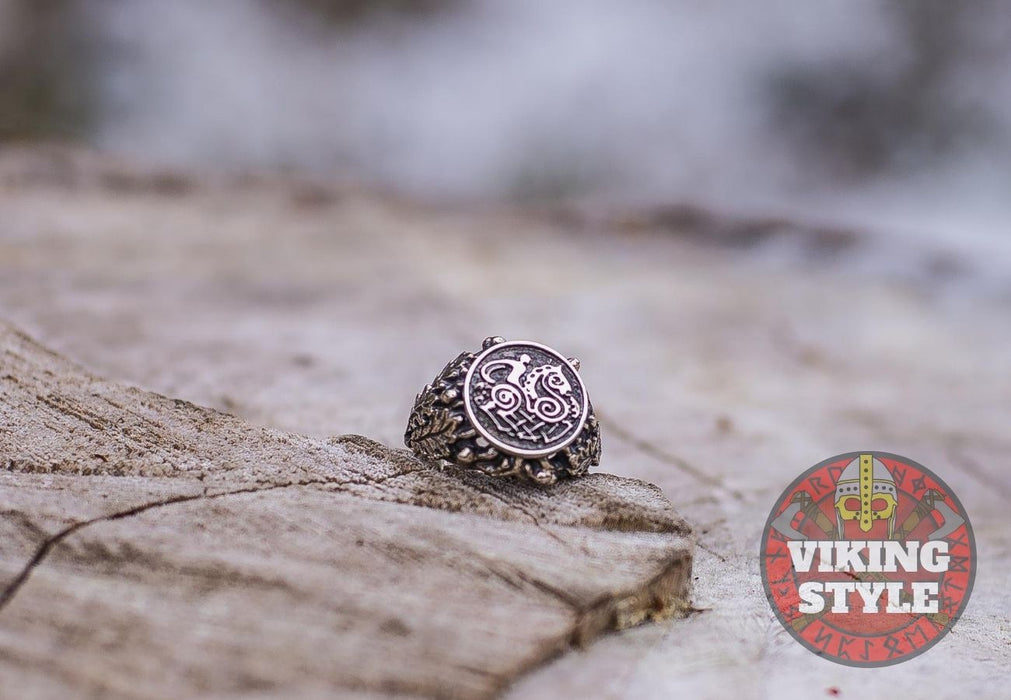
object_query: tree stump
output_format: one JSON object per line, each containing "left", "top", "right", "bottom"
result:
{"left": 0, "top": 322, "right": 693, "bottom": 698}
{"left": 3, "top": 145, "right": 1007, "bottom": 699}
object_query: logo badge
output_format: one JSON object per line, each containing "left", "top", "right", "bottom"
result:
{"left": 761, "top": 452, "right": 975, "bottom": 666}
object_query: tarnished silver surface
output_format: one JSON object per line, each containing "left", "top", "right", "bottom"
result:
{"left": 405, "top": 336, "right": 601, "bottom": 484}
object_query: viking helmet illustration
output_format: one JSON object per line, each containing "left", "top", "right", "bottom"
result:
{"left": 834, "top": 454, "right": 898, "bottom": 538}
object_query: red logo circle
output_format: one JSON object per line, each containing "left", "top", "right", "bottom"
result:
{"left": 761, "top": 452, "right": 976, "bottom": 666}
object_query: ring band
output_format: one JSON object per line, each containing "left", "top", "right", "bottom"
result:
{"left": 405, "top": 336, "right": 601, "bottom": 484}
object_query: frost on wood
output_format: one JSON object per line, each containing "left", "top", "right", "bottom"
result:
{"left": 0, "top": 322, "right": 693, "bottom": 699}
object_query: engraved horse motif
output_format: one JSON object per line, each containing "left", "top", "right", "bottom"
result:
{"left": 477, "top": 354, "right": 580, "bottom": 445}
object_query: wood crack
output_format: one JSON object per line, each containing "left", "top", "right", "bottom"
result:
{"left": 0, "top": 321, "right": 693, "bottom": 698}
{"left": 0, "top": 477, "right": 346, "bottom": 613}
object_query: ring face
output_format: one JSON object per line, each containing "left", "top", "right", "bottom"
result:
{"left": 405, "top": 336, "right": 601, "bottom": 484}
{"left": 464, "top": 341, "right": 588, "bottom": 458}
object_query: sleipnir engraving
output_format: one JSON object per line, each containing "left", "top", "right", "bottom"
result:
{"left": 476, "top": 354, "right": 580, "bottom": 446}
{"left": 406, "top": 336, "right": 599, "bottom": 482}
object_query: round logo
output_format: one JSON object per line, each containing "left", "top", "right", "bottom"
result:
{"left": 463, "top": 340, "right": 588, "bottom": 457}
{"left": 760, "top": 451, "right": 975, "bottom": 666}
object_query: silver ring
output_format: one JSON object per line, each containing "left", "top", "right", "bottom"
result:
{"left": 405, "top": 336, "right": 601, "bottom": 484}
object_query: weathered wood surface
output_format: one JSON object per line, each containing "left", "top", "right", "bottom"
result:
{"left": 1, "top": 147, "right": 1009, "bottom": 698}
{"left": 0, "top": 323, "right": 692, "bottom": 698}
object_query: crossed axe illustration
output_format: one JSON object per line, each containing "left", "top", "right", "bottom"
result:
{"left": 769, "top": 488, "right": 964, "bottom": 632}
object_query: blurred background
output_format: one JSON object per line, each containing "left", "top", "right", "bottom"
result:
{"left": 2, "top": 0, "right": 1011, "bottom": 273}
{"left": 2, "top": 6, "right": 1009, "bottom": 696}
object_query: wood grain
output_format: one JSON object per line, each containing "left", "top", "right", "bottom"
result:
{"left": 0, "top": 322, "right": 693, "bottom": 699}
{"left": 2, "top": 145, "right": 1007, "bottom": 699}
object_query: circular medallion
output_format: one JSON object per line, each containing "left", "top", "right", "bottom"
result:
{"left": 463, "top": 340, "right": 588, "bottom": 458}
{"left": 760, "top": 451, "right": 976, "bottom": 666}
